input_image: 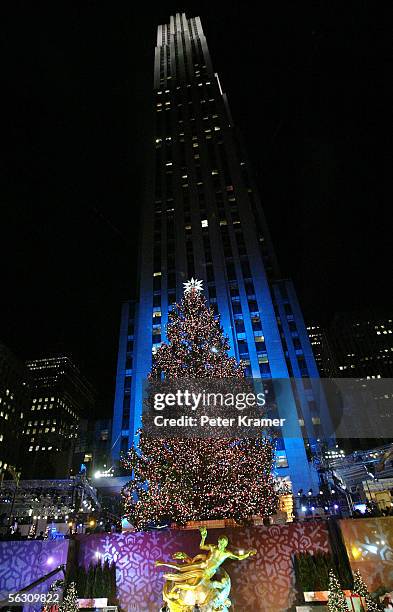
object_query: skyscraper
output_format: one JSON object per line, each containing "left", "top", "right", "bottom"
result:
{"left": 329, "top": 310, "right": 393, "bottom": 379}
{"left": 307, "top": 323, "right": 337, "bottom": 377}
{"left": 0, "top": 341, "right": 29, "bottom": 477}
{"left": 22, "top": 355, "right": 95, "bottom": 478}
{"left": 112, "top": 13, "right": 332, "bottom": 491}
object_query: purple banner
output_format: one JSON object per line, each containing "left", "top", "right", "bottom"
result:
{"left": 0, "top": 539, "right": 69, "bottom": 610}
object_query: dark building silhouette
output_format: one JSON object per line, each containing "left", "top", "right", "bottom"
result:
{"left": 307, "top": 323, "right": 338, "bottom": 377}
{"left": 21, "top": 356, "right": 95, "bottom": 478}
{"left": 0, "top": 341, "right": 30, "bottom": 477}
{"left": 307, "top": 313, "right": 393, "bottom": 453}
{"left": 329, "top": 311, "right": 393, "bottom": 379}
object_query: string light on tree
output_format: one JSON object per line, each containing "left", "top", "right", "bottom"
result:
{"left": 121, "top": 281, "right": 278, "bottom": 530}
{"left": 352, "top": 570, "right": 368, "bottom": 598}
{"left": 352, "top": 570, "right": 379, "bottom": 612}
{"left": 59, "top": 581, "right": 78, "bottom": 612}
{"left": 363, "top": 594, "right": 380, "bottom": 611}
{"left": 150, "top": 279, "right": 245, "bottom": 380}
{"left": 327, "top": 570, "right": 348, "bottom": 612}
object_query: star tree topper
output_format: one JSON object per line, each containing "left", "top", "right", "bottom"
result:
{"left": 183, "top": 277, "right": 204, "bottom": 294}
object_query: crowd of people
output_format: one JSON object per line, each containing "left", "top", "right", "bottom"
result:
{"left": 352, "top": 503, "right": 393, "bottom": 518}
{"left": 0, "top": 520, "right": 122, "bottom": 540}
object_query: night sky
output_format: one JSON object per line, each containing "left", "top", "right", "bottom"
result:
{"left": 2, "top": 2, "right": 391, "bottom": 415}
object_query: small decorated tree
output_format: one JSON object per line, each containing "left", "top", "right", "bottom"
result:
{"left": 327, "top": 570, "right": 348, "bottom": 612}
{"left": 43, "top": 579, "right": 64, "bottom": 612}
{"left": 353, "top": 570, "right": 380, "bottom": 611}
{"left": 353, "top": 570, "right": 368, "bottom": 598}
{"left": 60, "top": 581, "right": 78, "bottom": 612}
{"left": 365, "top": 595, "right": 380, "bottom": 611}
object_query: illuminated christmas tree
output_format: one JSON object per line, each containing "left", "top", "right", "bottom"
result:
{"left": 150, "top": 278, "right": 246, "bottom": 379}
{"left": 60, "top": 581, "right": 78, "bottom": 612}
{"left": 352, "top": 570, "right": 379, "bottom": 611}
{"left": 327, "top": 570, "right": 348, "bottom": 612}
{"left": 364, "top": 595, "right": 380, "bottom": 612}
{"left": 121, "top": 280, "right": 278, "bottom": 530}
{"left": 352, "top": 570, "right": 368, "bottom": 598}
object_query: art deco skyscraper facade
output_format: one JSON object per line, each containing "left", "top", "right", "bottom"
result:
{"left": 112, "top": 13, "right": 332, "bottom": 491}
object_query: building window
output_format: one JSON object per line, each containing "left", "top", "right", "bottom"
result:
{"left": 276, "top": 451, "right": 289, "bottom": 468}
{"left": 259, "top": 362, "right": 271, "bottom": 377}
{"left": 121, "top": 437, "right": 129, "bottom": 454}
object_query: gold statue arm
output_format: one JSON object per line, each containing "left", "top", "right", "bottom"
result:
{"left": 171, "top": 552, "right": 207, "bottom": 564}
{"left": 199, "top": 526, "right": 212, "bottom": 551}
{"left": 155, "top": 560, "right": 185, "bottom": 570}
{"left": 228, "top": 548, "right": 257, "bottom": 561}
{"left": 172, "top": 551, "right": 192, "bottom": 563}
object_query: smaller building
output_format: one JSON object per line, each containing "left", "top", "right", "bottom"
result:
{"left": 307, "top": 323, "right": 338, "bottom": 377}
{"left": 74, "top": 418, "right": 112, "bottom": 477}
{"left": 308, "top": 312, "right": 393, "bottom": 452}
{"left": 329, "top": 310, "right": 393, "bottom": 379}
{"left": 0, "top": 341, "right": 30, "bottom": 477}
{"left": 307, "top": 313, "right": 393, "bottom": 379}
{"left": 21, "top": 356, "right": 96, "bottom": 479}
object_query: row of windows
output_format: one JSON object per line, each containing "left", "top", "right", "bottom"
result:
{"left": 31, "top": 403, "right": 53, "bottom": 411}
{"left": 26, "top": 427, "right": 56, "bottom": 434}
{"left": 32, "top": 397, "right": 55, "bottom": 403}
{"left": 27, "top": 419, "right": 57, "bottom": 426}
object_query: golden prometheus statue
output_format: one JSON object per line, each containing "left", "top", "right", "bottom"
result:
{"left": 156, "top": 526, "right": 256, "bottom": 611}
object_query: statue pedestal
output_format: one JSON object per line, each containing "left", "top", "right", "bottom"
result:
{"left": 171, "top": 519, "right": 238, "bottom": 530}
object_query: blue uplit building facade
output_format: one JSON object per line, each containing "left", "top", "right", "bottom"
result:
{"left": 111, "top": 13, "right": 332, "bottom": 492}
